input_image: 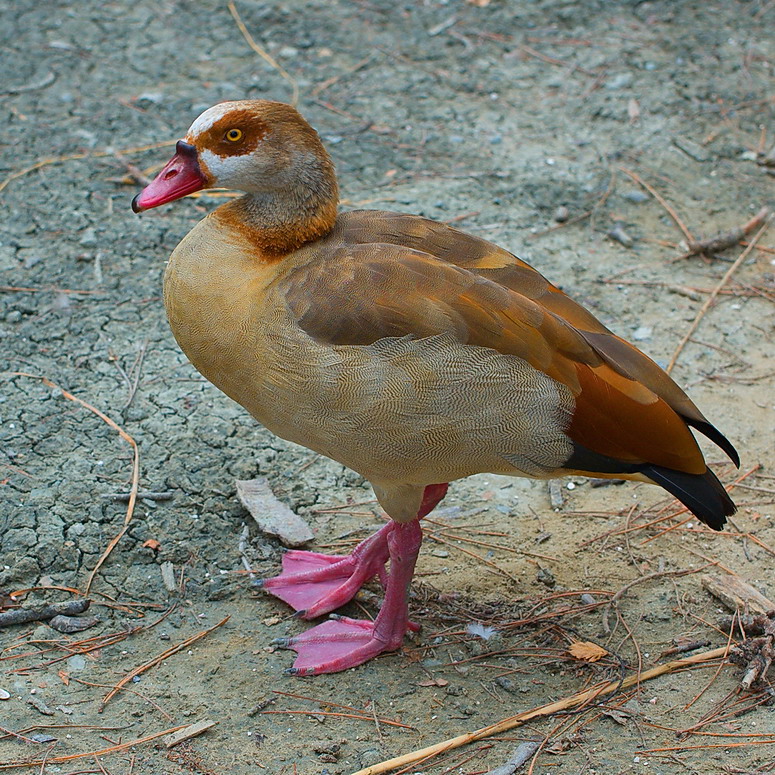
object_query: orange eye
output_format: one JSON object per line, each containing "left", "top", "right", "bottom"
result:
{"left": 225, "top": 128, "right": 243, "bottom": 142}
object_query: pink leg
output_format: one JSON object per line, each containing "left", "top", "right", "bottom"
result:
{"left": 277, "top": 519, "right": 424, "bottom": 675}
{"left": 258, "top": 522, "right": 393, "bottom": 619}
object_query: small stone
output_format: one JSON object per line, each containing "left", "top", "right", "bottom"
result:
{"left": 632, "top": 325, "right": 652, "bottom": 341}
{"left": 66, "top": 654, "right": 87, "bottom": 672}
{"left": 606, "top": 72, "right": 633, "bottom": 89}
{"left": 236, "top": 478, "right": 313, "bottom": 547}
{"left": 536, "top": 567, "right": 556, "bottom": 588}
{"left": 30, "top": 733, "right": 58, "bottom": 743}
{"left": 607, "top": 222, "right": 634, "bottom": 247}
{"left": 553, "top": 205, "right": 569, "bottom": 223}
{"left": 673, "top": 136, "right": 711, "bottom": 162}
{"left": 622, "top": 189, "right": 649, "bottom": 203}
{"left": 0, "top": 688, "right": 10, "bottom": 700}
{"left": 28, "top": 694, "right": 54, "bottom": 716}
{"left": 79, "top": 227, "right": 97, "bottom": 246}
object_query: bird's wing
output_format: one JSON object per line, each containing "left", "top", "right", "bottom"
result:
{"left": 329, "top": 211, "right": 738, "bottom": 466}
{"left": 281, "top": 233, "right": 723, "bottom": 475}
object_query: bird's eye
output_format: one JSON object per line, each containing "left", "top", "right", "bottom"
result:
{"left": 225, "top": 128, "right": 243, "bottom": 142}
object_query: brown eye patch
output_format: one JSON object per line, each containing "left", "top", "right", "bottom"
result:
{"left": 201, "top": 110, "right": 269, "bottom": 157}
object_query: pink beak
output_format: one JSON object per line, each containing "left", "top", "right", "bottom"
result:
{"left": 131, "top": 140, "right": 207, "bottom": 212}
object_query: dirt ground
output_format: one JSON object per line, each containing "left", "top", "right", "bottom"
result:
{"left": 2, "top": 1, "right": 774, "bottom": 773}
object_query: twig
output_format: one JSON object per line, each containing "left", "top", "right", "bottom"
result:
{"left": 10, "top": 374, "right": 140, "bottom": 595}
{"left": 163, "top": 720, "right": 217, "bottom": 749}
{"left": 0, "top": 599, "right": 90, "bottom": 629}
{"left": 673, "top": 206, "right": 770, "bottom": 261}
{"left": 602, "top": 567, "right": 709, "bottom": 633}
{"left": 666, "top": 215, "right": 771, "bottom": 373}
{"left": 261, "top": 709, "right": 414, "bottom": 729}
{"left": 0, "top": 725, "right": 188, "bottom": 770}
{"left": 0, "top": 285, "right": 102, "bottom": 295}
{"left": 227, "top": 0, "right": 298, "bottom": 106}
{"left": 618, "top": 167, "right": 694, "bottom": 242}
{"left": 484, "top": 740, "right": 541, "bottom": 775}
{"left": 517, "top": 44, "right": 599, "bottom": 77}
{"left": 350, "top": 647, "right": 729, "bottom": 775}
{"left": 100, "top": 491, "right": 172, "bottom": 502}
{"left": 2, "top": 70, "right": 56, "bottom": 95}
{"left": 100, "top": 616, "right": 229, "bottom": 709}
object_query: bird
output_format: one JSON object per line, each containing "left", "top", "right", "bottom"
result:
{"left": 132, "top": 100, "right": 738, "bottom": 676}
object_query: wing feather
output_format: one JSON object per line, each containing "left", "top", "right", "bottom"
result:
{"left": 281, "top": 211, "right": 736, "bottom": 474}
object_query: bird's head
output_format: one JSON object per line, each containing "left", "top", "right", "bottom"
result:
{"left": 132, "top": 100, "right": 336, "bottom": 212}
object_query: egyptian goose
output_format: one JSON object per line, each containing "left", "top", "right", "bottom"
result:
{"left": 133, "top": 100, "right": 738, "bottom": 675}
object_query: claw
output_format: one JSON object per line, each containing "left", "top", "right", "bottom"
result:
{"left": 272, "top": 637, "right": 294, "bottom": 648}
{"left": 284, "top": 666, "right": 312, "bottom": 676}
{"left": 251, "top": 578, "right": 266, "bottom": 589}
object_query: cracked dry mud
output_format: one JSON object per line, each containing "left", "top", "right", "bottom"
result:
{"left": 2, "top": 1, "right": 774, "bottom": 773}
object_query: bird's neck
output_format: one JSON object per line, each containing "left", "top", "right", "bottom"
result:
{"left": 217, "top": 165, "right": 339, "bottom": 259}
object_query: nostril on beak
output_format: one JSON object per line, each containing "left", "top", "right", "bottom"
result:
{"left": 163, "top": 169, "right": 178, "bottom": 180}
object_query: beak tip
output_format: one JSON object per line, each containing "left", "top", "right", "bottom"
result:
{"left": 131, "top": 193, "right": 143, "bottom": 213}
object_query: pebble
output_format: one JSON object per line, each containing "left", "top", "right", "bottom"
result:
{"left": 0, "top": 688, "right": 10, "bottom": 700}
{"left": 28, "top": 695, "right": 54, "bottom": 716}
{"left": 622, "top": 189, "right": 649, "bottom": 203}
{"left": 30, "top": 733, "right": 58, "bottom": 743}
{"left": 66, "top": 654, "right": 87, "bottom": 672}
{"left": 553, "top": 205, "right": 569, "bottom": 223}
{"left": 632, "top": 325, "right": 652, "bottom": 341}
{"left": 79, "top": 227, "right": 97, "bottom": 246}
{"left": 606, "top": 72, "right": 633, "bottom": 89}
{"left": 607, "top": 222, "right": 635, "bottom": 247}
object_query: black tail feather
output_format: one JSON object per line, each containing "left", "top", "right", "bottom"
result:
{"left": 683, "top": 417, "right": 740, "bottom": 468}
{"left": 641, "top": 464, "right": 736, "bottom": 531}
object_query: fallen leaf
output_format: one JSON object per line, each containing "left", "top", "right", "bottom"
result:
{"left": 467, "top": 0, "right": 491, "bottom": 6}
{"left": 417, "top": 678, "right": 449, "bottom": 687}
{"left": 143, "top": 538, "right": 161, "bottom": 551}
{"left": 602, "top": 708, "right": 629, "bottom": 725}
{"left": 57, "top": 670, "right": 70, "bottom": 686}
{"left": 567, "top": 641, "right": 608, "bottom": 662}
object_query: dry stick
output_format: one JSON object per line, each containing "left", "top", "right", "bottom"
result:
{"left": 11, "top": 374, "right": 139, "bottom": 595}
{"left": 261, "top": 710, "right": 414, "bottom": 729}
{"left": 227, "top": 0, "right": 299, "bottom": 106}
{"left": 0, "top": 141, "right": 174, "bottom": 195}
{"left": 518, "top": 44, "right": 599, "bottom": 77}
{"left": 0, "top": 724, "right": 188, "bottom": 770}
{"left": 618, "top": 167, "right": 694, "bottom": 242}
{"left": 99, "top": 616, "right": 229, "bottom": 709}
{"left": 0, "top": 286, "right": 102, "bottom": 295}
{"left": 673, "top": 206, "right": 770, "bottom": 261}
{"left": 350, "top": 647, "right": 729, "bottom": 775}
{"left": 602, "top": 566, "right": 709, "bottom": 633}
{"left": 0, "top": 599, "right": 90, "bottom": 629}
{"left": 665, "top": 216, "right": 772, "bottom": 373}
